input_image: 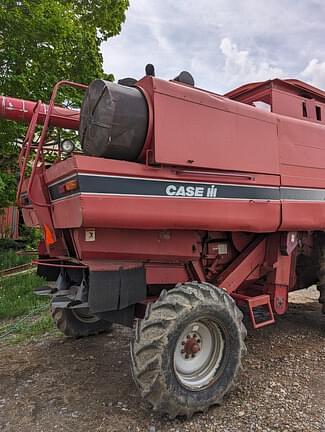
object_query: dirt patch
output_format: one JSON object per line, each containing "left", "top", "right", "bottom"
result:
{"left": 0, "top": 287, "right": 324, "bottom": 432}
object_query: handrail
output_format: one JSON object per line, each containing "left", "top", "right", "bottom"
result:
{"left": 24, "top": 80, "right": 88, "bottom": 207}
{"left": 16, "top": 101, "right": 42, "bottom": 203}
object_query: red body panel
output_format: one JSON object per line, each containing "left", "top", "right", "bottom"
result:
{"left": 151, "top": 78, "right": 280, "bottom": 174}
{"left": 72, "top": 228, "right": 201, "bottom": 261}
{"left": 46, "top": 156, "right": 281, "bottom": 233}
{"left": 55, "top": 194, "right": 280, "bottom": 232}
{"left": 281, "top": 202, "right": 325, "bottom": 230}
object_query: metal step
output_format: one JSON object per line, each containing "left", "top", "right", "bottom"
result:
{"left": 232, "top": 293, "right": 275, "bottom": 329}
{"left": 51, "top": 295, "right": 89, "bottom": 310}
{"left": 34, "top": 286, "right": 57, "bottom": 296}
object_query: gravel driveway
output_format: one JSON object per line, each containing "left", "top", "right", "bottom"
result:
{"left": 0, "top": 287, "right": 324, "bottom": 432}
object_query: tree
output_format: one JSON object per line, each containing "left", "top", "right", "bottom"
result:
{"left": 0, "top": 0, "right": 129, "bottom": 210}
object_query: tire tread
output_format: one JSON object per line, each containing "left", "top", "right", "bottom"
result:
{"left": 131, "top": 282, "right": 246, "bottom": 418}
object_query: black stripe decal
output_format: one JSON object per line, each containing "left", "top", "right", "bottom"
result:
{"left": 78, "top": 175, "right": 279, "bottom": 200}
{"left": 48, "top": 174, "right": 325, "bottom": 202}
{"left": 281, "top": 187, "right": 325, "bottom": 201}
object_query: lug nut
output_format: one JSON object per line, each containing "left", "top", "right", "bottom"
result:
{"left": 181, "top": 349, "right": 185, "bottom": 354}
{"left": 181, "top": 341, "right": 185, "bottom": 345}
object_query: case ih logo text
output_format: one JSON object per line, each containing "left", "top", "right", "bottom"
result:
{"left": 166, "top": 184, "right": 218, "bottom": 198}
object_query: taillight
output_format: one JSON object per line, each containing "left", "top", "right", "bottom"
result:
{"left": 64, "top": 179, "right": 79, "bottom": 192}
{"left": 49, "top": 176, "right": 80, "bottom": 201}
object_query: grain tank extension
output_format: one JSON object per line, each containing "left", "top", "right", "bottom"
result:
{"left": 80, "top": 80, "right": 148, "bottom": 160}
{"left": 3, "top": 70, "right": 325, "bottom": 418}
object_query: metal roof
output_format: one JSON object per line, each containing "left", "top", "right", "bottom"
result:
{"left": 225, "top": 78, "right": 325, "bottom": 102}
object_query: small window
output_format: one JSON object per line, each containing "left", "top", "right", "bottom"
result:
{"left": 252, "top": 101, "right": 271, "bottom": 112}
{"left": 316, "top": 106, "right": 322, "bottom": 121}
{"left": 302, "top": 101, "right": 307, "bottom": 117}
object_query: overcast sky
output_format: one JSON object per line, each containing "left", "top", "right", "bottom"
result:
{"left": 101, "top": 0, "right": 325, "bottom": 94}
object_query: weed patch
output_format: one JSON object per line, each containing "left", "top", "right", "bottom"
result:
{"left": 0, "top": 270, "right": 55, "bottom": 343}
{"left": 0, "top": 272, "right": 48, "bottom": 319}
{"left": 0, "top": 249, "right": 35, "bottom": 271}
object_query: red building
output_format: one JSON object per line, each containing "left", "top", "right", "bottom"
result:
{"left": 0, "top": 206, "right": 19, "bottom": 239}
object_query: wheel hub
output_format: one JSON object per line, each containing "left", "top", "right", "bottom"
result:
{"left": 173, "top": 320, "right": 225, "bottom": 390}
{"left": 181, "top": 334, "right": 201, "bottom": 358}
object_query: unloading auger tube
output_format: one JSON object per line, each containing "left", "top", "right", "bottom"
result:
{"left": 79, "top": 79, "right": 149, "bottom": 161}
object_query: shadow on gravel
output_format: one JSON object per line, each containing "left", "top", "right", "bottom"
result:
{"left": 0, "top": 300, "right": 325, "bottom": 432}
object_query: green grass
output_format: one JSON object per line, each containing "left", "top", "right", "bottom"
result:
{"left": 0, "top": 272, "right": 48, "bottom": 319}
{"left": 3, "top": 311, "right": 55, "bottom": 344}
{"left": 0, "top": 269, "right": 56, "bottom": 344}
{"left": 0, "top": 249, "right": 35, "bottom": 271}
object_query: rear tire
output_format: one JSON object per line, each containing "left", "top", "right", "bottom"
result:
{"left": 130, "top": 282, "right": 246, "bottom": 418}
{"left": 52, "top": 308, "right": 113, "bottom": 338}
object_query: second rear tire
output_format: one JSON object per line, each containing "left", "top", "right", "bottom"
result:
{"left": 52, "top": 308, "right": 113, "bottom": 338}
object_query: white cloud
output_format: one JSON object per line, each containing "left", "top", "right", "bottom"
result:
{"left": 101, "top": 0, "right": 325, "bottom": 93}
{"left": 219, "top": 38, "right": 284, "bottom": 88}
{"left": 300, "top": 59, "right": 325, "bottom": 89}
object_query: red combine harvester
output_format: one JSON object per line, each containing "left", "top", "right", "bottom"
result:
{"left": 1, "top": 68, "right": 325, "bottom": 417}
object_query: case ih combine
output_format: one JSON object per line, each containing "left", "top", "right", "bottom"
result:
{"left": 1, "top": 66, "right": 325, "bottom": 417}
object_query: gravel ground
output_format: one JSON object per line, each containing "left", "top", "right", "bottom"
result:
{"left": 0, "top": 287, "right": 324, "bottom": 432}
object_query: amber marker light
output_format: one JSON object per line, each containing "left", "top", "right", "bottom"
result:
{"left": 44, "top": 224, "right": 55, "bottom": 246}
{"left": 64, "top": 179, "right": 79, "bottom": 192}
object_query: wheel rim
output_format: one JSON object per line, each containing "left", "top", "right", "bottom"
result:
{"left": 71, "top": 308, "right": 100, "bottom": 324}
{"left": 173, "top": 319, "right": 225, "bottom": 390}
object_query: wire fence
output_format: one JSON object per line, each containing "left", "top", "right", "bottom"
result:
{"left": 0, "top": 303, "right": 49, "bottom": 340}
